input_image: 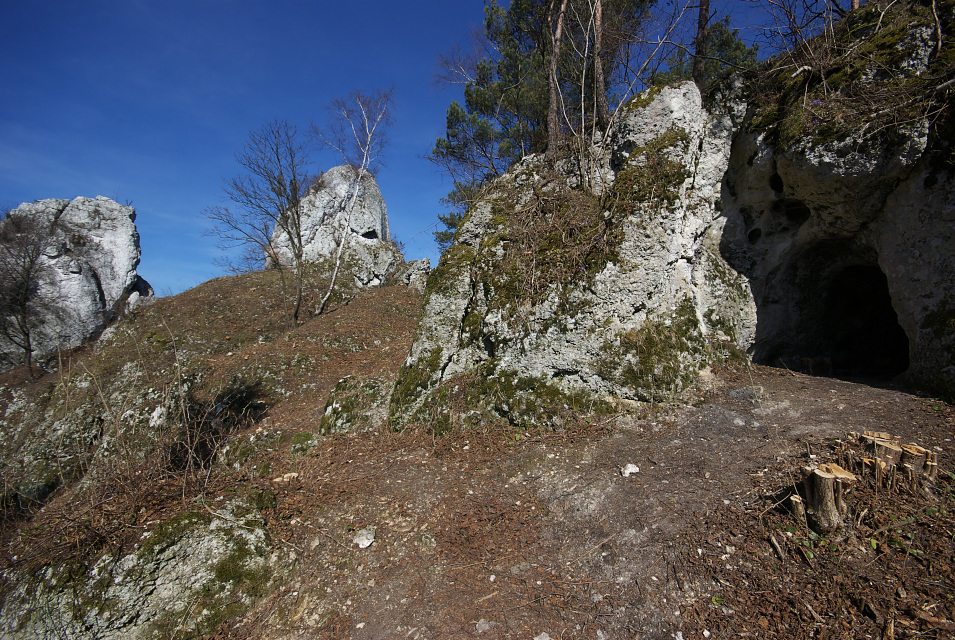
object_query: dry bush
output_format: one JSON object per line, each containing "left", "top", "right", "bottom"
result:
{"left": 488, "top": 171, "right": 623, "bottom": 313}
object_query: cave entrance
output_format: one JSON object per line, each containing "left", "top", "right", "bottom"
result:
{"left": 752, "top": 243, "right": 910, "bottom": 380}
{"left": 818, "top": 265, "right": 909, "bottom": 378}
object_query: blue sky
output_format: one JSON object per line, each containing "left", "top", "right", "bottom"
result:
{"left": 1, "top": 0, "right": 765, "bottom": 296}
{"left": 1, "top": 0, "right": 485, "bottom": 295}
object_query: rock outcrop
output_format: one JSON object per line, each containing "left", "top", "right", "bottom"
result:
{"left": 393, "top": 57, "right": 954, "bottom": 428}
{"left": 0, "top": 495, "right": 290, "bottom": 640}
{"left": 0, "top": 196, "right": 153, "bottom": 370}
{"left": 717, "top": 3, "right": 955, "bottom": 396}
{"left": 390, "top": 82, "right": 756, "bottom": 429}
{"left": 270, "top": 164, "right": 428, "bottom": 289}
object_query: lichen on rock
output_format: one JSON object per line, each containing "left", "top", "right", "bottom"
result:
{"left": 390, "top": 82, "right": 752, "bottom": 430}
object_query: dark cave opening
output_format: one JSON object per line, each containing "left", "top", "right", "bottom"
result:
{"left": 752, "top": 244, "right": 911, "bottom": 380}
{"left": 820, "top": 265, "right": 909, "bottom": 377}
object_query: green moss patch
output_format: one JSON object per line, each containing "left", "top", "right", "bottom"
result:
{"left": 596, "top": 298, "right": 710, "bottom": 402}
{"left": 607, "top": 128, "right": 692, "bottom": 215}
{"left": 411, "top": 364, "right": 613, "bottom": 436}
{"left": 389, "top": 346, "right": 444, "bottom": 428}
{"left": 748, "top": 0, "right": 955, "bottom": 152}
{"left": 319, "top": 376, "right": 386, "bottom": 434}
{"left": 423, "top": 244, "right": 476, "bottom": 298}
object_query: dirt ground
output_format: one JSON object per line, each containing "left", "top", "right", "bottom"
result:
{"left": 3, "top": 280, "right": 953, "bottom": 639}
{"left": 210, "top": 359, "right": 955, "bottom": 638}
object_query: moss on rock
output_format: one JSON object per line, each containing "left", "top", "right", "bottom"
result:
{"left": 597, "top": 298, "right": 710, "bottom": 402}
{"left": 319, "top": 376, "right": 386, "bottom": 434}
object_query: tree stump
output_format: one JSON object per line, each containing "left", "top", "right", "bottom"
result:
{"left": 804, "top": 463, "right": 856, "bottom": 534}
{"left": 789, "top": 494, "right": 807, "bottom": 530}
{"left": 865, "top": 434, "right": 903, "bottom": 467}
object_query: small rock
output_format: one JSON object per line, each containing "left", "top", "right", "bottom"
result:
{"left": 730, "top": 385, "right": 763, "bottom": 401}
{"left": 353, "top": 526, "right": 376, "bottom": 549}
{"left": 534, "top": 634, "right": 551, "bottom": 640}
{"left": 476, "top": 619, "right": 498, "bottom": 633}
{"left": 620, "top": 464, "right": 640, "bottom": 477}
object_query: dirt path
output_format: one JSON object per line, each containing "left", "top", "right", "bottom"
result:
{"left": 209, "top": 364, "right": 954, "bottom": 639}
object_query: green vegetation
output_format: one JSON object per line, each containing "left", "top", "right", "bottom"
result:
{"left": 749, "top": 0, "right": 955, "bottom": 153}
{"left": 137, "top": 511, "right": 211, "bottom": 557}
{"left": 319, "top": 376, "right": 385, "bottom": 434}
{"left": 482, "top": 178, "right": 622, "bottom": 313}
{"left": 650, "top": 17, "right": 758, "bottom": 100}
{"left": 410, "top": 363, "right": 613, "bottom": 436}
{"left": 429, "top": 0, "right": 652, "bottom": 248}
{"left": 423, "top": 244, "right": 476, "bottom": 298}
{"left": 596, "top": 298, "right": 710, "bottom": 402}
{"left": 606, "top": 128, "right": 692, "bottom": 216}
{"left": 389, "top": 346, "right": 445, "bottom": 428}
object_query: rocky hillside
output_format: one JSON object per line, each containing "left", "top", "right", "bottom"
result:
{"left": 0, "top": 2, "right": 953, "bottom": 638}
{"left": 0, "top": 271, "right": 952, "bottom": 640}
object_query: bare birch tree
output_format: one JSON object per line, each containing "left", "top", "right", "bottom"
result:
{"left": 312, "top": 88, "right": 394, "bottom": 315}
{"left": 204, "top": 119, "right": 313, "bottom": 329}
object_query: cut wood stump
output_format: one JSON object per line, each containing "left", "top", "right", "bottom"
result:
{"left": 804, "top": 463, "right": 856, "bottom": 534}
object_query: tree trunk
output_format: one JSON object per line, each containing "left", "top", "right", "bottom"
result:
{"left": 547, "top": 0, "right": 570, "bottom": 157}
{"left": 693, "top": 0, "right": 711, "bottom": 91}
{"left": 852, "top": 0, "right": 860, "bottom": 10}
{"left": 594, "top": 0, "right": 610, "bottom": 131}
{"left": 804, "top": 463, "right": 856, "bottom": 534}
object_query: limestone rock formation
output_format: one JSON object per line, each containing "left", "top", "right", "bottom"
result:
{"left": 0, "top": 496, "right": 289, "bottom": 639}
{"left": 393, "top": 66, "right": 954, "bottom": 429}
{"left": 0, "top": 196, "right": 153, "bottom": 370}
{"left": 390, "top": 82, "right": 756, "bottom": 429}
{"left": 270, "top": 164, "right": 427, "bottom": 288}
{"left": 716, "top": 7, "right": 955, "bottom": 396}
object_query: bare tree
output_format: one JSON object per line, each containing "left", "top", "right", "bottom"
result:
{"left": 204, "top": 119, "right": 313, "bottom": 329}
{"left": 312, "top": 89, "right": 394, "bottom": 315}
{"left": 0, "top": 211, "right": 56, "bottom": 379}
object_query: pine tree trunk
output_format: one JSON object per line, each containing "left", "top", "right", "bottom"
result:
{"left": 594, "top": 0, "right": 610, "bottom": 131}
{"left": 547, "top": 0, "right": 569, "bottom": 157}
{"left": 693, "top": 0, "right": 711, "bottom": 91}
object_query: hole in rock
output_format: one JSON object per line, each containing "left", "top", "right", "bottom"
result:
{"left": 770, "top": 198, "right": 811, "bottom": 225}
{"left": 769, "top": 172, "right": 784, "bottom": 192}
{"left": 362, "top": 230, "right": 379, "bottom": 240}
{"left": 748, "top": 228, "right": 762, "bottom": 243}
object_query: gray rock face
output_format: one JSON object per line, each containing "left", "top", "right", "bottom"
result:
{"left": 0, "top": 498, "right": 288, "bottom": 640}
{"left": 391, "top": 82, "right": 755, "bottom": 426}
{"left": 0, "top": 196, "right": 153, "bottom": 370}
{"left": 720, "top": 120, "right": 954, "bottom": 392}
{"left": 271, "top": 165, "right": 418, "bottom": 288}
{"left": 393, "top": 73, "right": 955, "bottom": 427}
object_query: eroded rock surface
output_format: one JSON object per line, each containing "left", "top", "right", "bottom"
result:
{"left": 0, "top": 196, "right": 153, "bottom": 370}
{"left": 270, "top": 165, "right": 428, "bottom": 289}
{"left": 720, "top": 100, "right": 953, "bottom": 395}
{"left": 391, "top": 82, "right": 755, "bottom": 428}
